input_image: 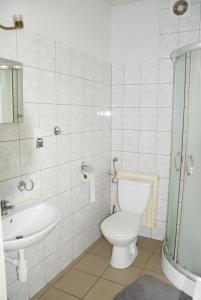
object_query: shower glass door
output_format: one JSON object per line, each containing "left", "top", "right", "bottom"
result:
{"left": 177, "top": 49, "right": 201, "bottom": 276}
{"left": 166, "top": 54, "right": 186, "bottom": 258}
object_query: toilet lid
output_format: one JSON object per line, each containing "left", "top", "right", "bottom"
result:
{"left": 101, "top": 211, "right": 140, "bottom": 234}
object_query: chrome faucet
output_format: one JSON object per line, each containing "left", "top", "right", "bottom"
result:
{"left": 1, "top": 200, "right": 15, "bottom": 216}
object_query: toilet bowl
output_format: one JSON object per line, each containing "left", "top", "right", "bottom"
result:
{"left": 100, "top": 178, "right": 152, "bottom": 269}
{"left": 101, "top": 211, "right": 141, "bottom": 268}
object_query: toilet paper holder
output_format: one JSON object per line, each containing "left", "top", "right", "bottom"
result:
{"left": 81, "top": 161, "right": 89, "bottom": 178}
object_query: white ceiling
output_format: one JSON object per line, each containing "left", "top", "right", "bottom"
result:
{"left": 105, "top": 0, "right": 142, "bottom": 6}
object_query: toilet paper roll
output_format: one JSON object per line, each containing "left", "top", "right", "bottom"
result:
{"left": 81, "top": 165, "right": 96, "bottom": 203}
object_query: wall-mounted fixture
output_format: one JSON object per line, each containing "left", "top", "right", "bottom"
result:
{"left": 36, "top": 137, "right": 43, "bottom": 148}
{"left": 54, "top": 126, "right": 62, "bottom": 135}
{"left": 18, "top": 180, "right": 34, "bottom": 192}
{"left": 0, "top": 57, "right": 23, "bottom": 123}
{"left": 0, "top": 15, "right": 24, "bottom": 30}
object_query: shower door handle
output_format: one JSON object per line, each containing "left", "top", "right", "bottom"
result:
{"left": 186, "top": 155, "right": 194, "bottom": 176}
{"left": 174, "top": 152, "right": 181, "bottom": 172}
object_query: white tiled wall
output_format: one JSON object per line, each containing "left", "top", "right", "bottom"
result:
{"left": 0, "top": 28, "right": 111, "bottom": 299}
{"left": 111, "top": 0, "right": 201, "bottom": 241}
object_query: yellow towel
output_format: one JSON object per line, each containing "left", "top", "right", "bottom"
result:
{"left": 116, "top": 170, "right": 159, "bottom": 228}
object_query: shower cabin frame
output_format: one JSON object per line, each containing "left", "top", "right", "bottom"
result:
{"left": 161, "top": 42, "right": 201, "bottom": 297}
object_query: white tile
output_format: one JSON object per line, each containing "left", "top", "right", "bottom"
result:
{"left": 156, "top": 155, "right": 170, "bottom": 178}
{"left": 59, "top": 215, "right": 73, "bottom": 245}
{"left": 0, "top": 124, "right": 19, "bottom": 142}
{"left": 73, "top": 231, "right": 87, "bottom": 259}
{"left": 160, "top": 0, "right": 170, "bottom": 9}
{"left": 179, "top": 30, "right": 200, "bottom": 48}
{"left": 157, "top": 200, "right": 168, "bottom": 221}
{"left": 0, "top": 30, "right": 16, "bottom": 60}
{"left": 59, "top": 240, "right": 73, "bottom": 271}
{"left": 112, "top": 130, "right": 122, "bottom": 151}
{"left": 17, "top": 29, "right": 38, "bottom": 67}
{"left": 40, "top": 136, "right": 57, "bottom": 169}
{"left": 19, "top": 103, "right": 40, "bottom": 139}
{"left": 58, "top": 163, "right": 71, "bottom": 193}
{"left": 123, "top": 108, "right": 139, "bottom": 130}
{"left": 124, "top": 61, "right": 140, "bottom": 84}
{"left": 20, "top": 139, "right": 40, "bottom": 174}
{"left": 83, "top": 80, "right": 94, "bottom": 105}
{"left": 6, "top": 261, "right": 17, "bottom": 287}
{"left": 140, "top": 84, "right": 158, "bottom": 107}
{"left": 152, "top": 221, "right": 166, "bottom": 240}
{"left": 124, "top": 85, "right": 140, "bottom": 107}
{"left": 112, "top": 63, "right": 123, "bottom": 85}
{"left": 112, "top": 108, "right": 123, "bottom": 129}
{"left": 179, "top": 4, "right": 200, "bottom": 32}
{"left": 28, "top": 261, "right": 46, "bottom": 298}
{"left": 156, "top": 132, "right": 171, "bottom": 155}
{"left": 141, "top": 60, "right": 158, "bottom": 84}
{"left": 71, "top": 184, "right": 89, "bottom": 213}
{"left": 56, "top": 105, "right": 71, "bottom": 134}
{"left": 123, "top": 130, "right": 139, "bottom": 152}
{"left": 26, "top": 240, "right": 45, "bottom": 269}
{"left": 158, "top": 84, "right": 173, "bottom": 107}
{"left": 0, "top": 141, "right": 20, "bottom": 181}
{"left": 159, "top": 178, "right": 169, "bottom": 200}
{"left": 38, "top": 34, "right": 55, "bottom": 71}
{"left": 0, "top": 177, "right": 21, "bottom": 204}
{"left": 56, "top": 41, "right": 70, "bottom": 74}
{"left": 39, "top": 70, "right": 56, "bottom": 104}
{"left": 159, "top": 9, "right": 178, "bottom": 34}
{"left": 157, "top": 108, "right": 172, "bottom": 131}
{"left": 71, "top": 77, "right": 84, "bottom": 105}
{"left": 44, "top": 224, "right": 60, "bottom": 256}
{"left": 159, "top": 59, "right": 173, "bottom": 83}
{"left": 122, "top": 152, "right": 138, "bottom": 172}
{"left": 140, "top": 108, "right": 157, "bottom": 130}
{"left": 83, "top": 52, "right": 95, "bottom": 80}
{"left": 112, "top": 85, "right": 123, "bottom": 107}
{"left": 45, "top": 252, "right": 60, "bottom": 282}
{"left": 7, "top": 281, "right": 29, "bottom": 300}
{"left": 39, "top": 104, "right": 56, "bottom": 136}
{"left": 94, "top": 57, "right": 105, "bottom": 83}
{"left": 71, "top": 48, "right": 83, "bottom": 77}
{"left": 58, "top": 190, "right": 72, "bottom": 218}
{"left": 23, "top": 66, "right": 38, "bottom": 103}
{"left": 41, "top": 167, "right": 58, "bottom": 200}
{"left": 56, "top": 73, "right": 71, "bottom": 104}
{"left": 159, "top": 33, "right": 178, "bottom": 59}
{"left": 139, "top": 226, "right": 152, "bottom": 238}
{"left": 57, "top": 134, "right": 71, "bottom": 164}
{"left": 139, "top": 154, "right": 156, "bottom": 173}
{"left": 139, "top": 131, "right": 156, "bottom": 154}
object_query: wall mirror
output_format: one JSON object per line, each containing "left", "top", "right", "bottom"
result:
{"left": 0, "top": 57, "right": 23, "bottom": 123}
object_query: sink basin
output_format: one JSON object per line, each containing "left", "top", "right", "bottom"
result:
{"left": 2, "top": 201, "right": 61, "bottom": 252}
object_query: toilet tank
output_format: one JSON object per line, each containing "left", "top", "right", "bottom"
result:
{"left": 118, "top": 179, "right": 152, "bottom": 215}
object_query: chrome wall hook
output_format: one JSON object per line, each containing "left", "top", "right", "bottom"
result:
{"left": 18, "top": 180, "right": 34, "bottom": 192}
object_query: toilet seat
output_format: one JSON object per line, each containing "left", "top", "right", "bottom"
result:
{"left": 101, "top": 211, "right": 140, "bottom": 237}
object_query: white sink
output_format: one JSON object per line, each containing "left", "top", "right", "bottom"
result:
{"left": 2, "top": 201, "right": 61, "bottom": 252}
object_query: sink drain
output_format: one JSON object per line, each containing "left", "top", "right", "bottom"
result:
{"left": 16, "top": 235, "right": 23, "bottom": 239}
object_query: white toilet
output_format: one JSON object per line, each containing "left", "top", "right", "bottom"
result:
{"left": 100, "top": 178, "right": 152, "bottom": 269}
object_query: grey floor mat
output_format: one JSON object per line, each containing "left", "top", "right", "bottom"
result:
{"left": 114, "top": 275, "right": 192, "bottom": 300}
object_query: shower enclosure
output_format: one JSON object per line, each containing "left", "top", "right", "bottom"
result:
{"left": 162, "top": 43, "right": 201, "bottom": 296}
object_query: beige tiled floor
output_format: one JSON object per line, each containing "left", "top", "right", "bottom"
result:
{"left": 35, "top": 236, "right": 171, "bottom": 300}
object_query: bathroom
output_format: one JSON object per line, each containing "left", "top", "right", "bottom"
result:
{"left": 0, "top": 0, "right": 201, "bottom": 299}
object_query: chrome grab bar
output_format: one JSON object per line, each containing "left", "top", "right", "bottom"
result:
{"left": 186, "top": 154, "right": 194, "bottom": 176}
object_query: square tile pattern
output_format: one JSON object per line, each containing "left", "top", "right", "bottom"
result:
{"left": 33, "top": 236, "right": 171, "bottom": 300}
